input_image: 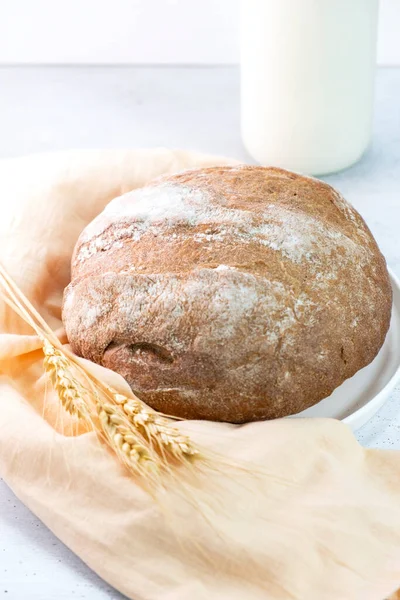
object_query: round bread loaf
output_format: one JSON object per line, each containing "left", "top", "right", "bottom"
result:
{"left": 63, "top": 166, "right": 392, "bottom": 423}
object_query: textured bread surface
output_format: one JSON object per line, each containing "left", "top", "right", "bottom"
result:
{"left": 63, "top": 166, "right": 392, "bottom": 423}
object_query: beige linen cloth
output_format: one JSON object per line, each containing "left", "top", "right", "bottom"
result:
{"left": 0, "top": 149, "right": 399, "bottom": 600}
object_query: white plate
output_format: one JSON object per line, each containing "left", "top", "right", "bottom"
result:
{"left": 293, "top": 268, "right": 400, "bottom": 431}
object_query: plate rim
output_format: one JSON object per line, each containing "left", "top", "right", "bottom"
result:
{"left": 342, "top": 267, "right": 400, "bottom": 427}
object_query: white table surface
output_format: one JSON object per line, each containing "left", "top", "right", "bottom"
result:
{"left": 0, "top": 66, "right": 399, "bottom": 599}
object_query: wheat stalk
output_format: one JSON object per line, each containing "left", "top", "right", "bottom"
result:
{"left": 0, "top": 264, "right": 201, "bottom": 485}
{"left": 42, "top": 338, "right": 200, "bottom": 467}
{"left": 42, "top": 339, "right": 159, "bottom": 472}
{"left": 42, "top": 338, "right": 170, "bottom": 478}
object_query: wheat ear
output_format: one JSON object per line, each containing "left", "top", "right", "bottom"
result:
{"left": 108, "top": 389, "right": 199, "bottom": 463}
{"left": 42, "top": 340, "right": 89, "bottom": 419}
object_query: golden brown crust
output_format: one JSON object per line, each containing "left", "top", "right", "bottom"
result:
{"left": 63, "top": 166, "right": 392, "bottom": 423}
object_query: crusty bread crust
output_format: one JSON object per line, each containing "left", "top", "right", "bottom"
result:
{"left": 63, "top": 166, "right": 392, "bottom": 422}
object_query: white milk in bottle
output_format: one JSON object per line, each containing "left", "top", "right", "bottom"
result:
{"left": 240, "top": 0, "right": 379, "bottom": 175}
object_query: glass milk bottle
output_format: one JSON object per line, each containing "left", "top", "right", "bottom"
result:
{"left": 240, "top": 0, "right": 380, "bottom": 175}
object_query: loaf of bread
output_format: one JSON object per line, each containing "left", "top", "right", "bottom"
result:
{"left": 63, "top": 166, "right": 392, "bottom": 423}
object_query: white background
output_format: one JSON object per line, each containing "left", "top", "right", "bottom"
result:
{"left": 0, "top": 0, "right": 399, "bottom": 66}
